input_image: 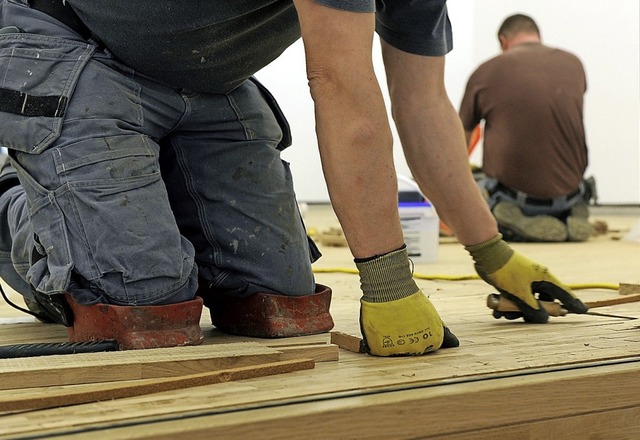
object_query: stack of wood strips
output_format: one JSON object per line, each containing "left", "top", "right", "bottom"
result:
{"left": 0, "top": 340, "right": 339, "bottom": 413}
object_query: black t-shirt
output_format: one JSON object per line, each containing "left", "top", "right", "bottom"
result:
{"left": 67, "top": 0, "right": 452, "bottom": 94}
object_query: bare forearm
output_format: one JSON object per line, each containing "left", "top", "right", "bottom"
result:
{"left": 382, "top": 42, "right": 497, "bottom": 246}
{"left": 312, "top": 77, "right": 404, "bottom": 258}
{"left": 295, "top": 0, "right": 404, "bottom": 258}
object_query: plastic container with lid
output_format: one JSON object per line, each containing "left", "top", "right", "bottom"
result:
{"left": 397, "top": 175, "right": 439, "bottom": 263}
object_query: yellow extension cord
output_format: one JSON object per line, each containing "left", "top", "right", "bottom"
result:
{"left": 311, "top": 267, "right": 620, "bottom": 291}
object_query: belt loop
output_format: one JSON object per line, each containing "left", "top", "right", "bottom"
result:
{"left": 564, "top": 182, "right": 585, "bottom": 206}
{"left": 515, "top": 191, "right": 528, "bottom": 208}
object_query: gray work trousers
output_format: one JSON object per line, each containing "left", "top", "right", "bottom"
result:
{"left": 478, "top": 177, "right": 587, "bottom": 218}
{"left": 0, "top": 0, "right": 319, "bottom": 307}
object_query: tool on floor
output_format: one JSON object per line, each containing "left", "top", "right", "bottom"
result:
{"left": 0, "top": 340, "right": 119, "bottom": 359}
{"left": 486, "top": 293, "right": 637, "bottom": 320}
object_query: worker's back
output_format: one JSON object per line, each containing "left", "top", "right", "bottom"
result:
{"left": 460, "top": 42, "right": 588, "bottom": 199}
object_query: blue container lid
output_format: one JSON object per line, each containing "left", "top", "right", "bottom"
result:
{"left": 399, "top": 201, "right": 432, "bottom": 208}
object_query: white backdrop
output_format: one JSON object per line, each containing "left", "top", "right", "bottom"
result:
{"left": 255, "top": 0, "right": 640, "bottom": 205}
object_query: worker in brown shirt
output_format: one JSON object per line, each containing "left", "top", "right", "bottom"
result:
{"left": 459, "top": 14, "right": 592, "bottom": 242}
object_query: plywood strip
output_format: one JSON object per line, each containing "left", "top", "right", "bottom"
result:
{"left": 0, "top": 342, "right": 283, "bottom": 390}
{"left": 619, "top": 283, "right": 640, "bottom": 295}
{"left": 276, "top": 344, "right": 339, "bottom": 362}
{"left": 197, "top": 335, "right": 339, "bottom": 362}
{"left": 0, "top": 359, "right": 315, "bottom": 412}
{"left": 330, "top": 331, "right": 364, "bottom": 354}
{"left": 586, "top": 294, "right": 640, "bottom": 308}
{"left": 428, "top": 406, "right": 640, "bottom": 440}
{"left": 23, "top": 360, "right": 639, "bottom": 440}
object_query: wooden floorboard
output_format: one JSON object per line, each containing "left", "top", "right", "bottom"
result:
{"left": 0, "top": 205, "right": 638, "bottom": 439}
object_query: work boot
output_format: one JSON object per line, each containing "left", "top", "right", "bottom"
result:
{"left": 493, "top": 201, "right": 567, "bottom": 242}
{"left": 23, "top": 297, "right": 57, "bottom": 323}
{"left": 66, "top": 294, "right": 205, "bottom": 350}
{"left": 202, "top": 283, "right": 334, "bottom": 338}
{"left": 566, "top": 202, "right": 592, "bottom": 242}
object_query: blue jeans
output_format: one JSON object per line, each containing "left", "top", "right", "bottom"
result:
{"left": 0, "top": 0, "right": 319, "bottom": 306}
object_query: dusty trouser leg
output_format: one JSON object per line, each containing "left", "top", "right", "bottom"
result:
{"left": 0, "top": 156, "right": 68, "bottom": 323}
{"left": 0, "top": 184, "right": 47, "bottom": 319}
{"left": 0, "top": 161, "right": 204, "bottom": 347}
{"left": 159, "top": 78, "right": 333, "bottom": 337}
{"left": 0, "top": 3, "right": 202, "bottom": 347}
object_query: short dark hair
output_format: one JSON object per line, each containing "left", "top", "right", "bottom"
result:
{"left": 498, "top": 14, "right": 540, "bottom": 39}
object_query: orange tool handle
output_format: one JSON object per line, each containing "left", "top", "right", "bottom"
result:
{"left": 486, "top": 294, "right": 568, "bottom": 317}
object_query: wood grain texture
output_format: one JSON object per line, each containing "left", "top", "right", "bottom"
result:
{"left": 585, "top": 294, "right": 640, "bottom": 308}
{"left": 0, "top": 359, "right": 314, "bottom": 412}
{"left": 275, "top": 344, "right": 339, "bottom": 362}
{"left": 0, "top": 343, "right": 283, "bottom": 390}
{"left": 19, "top": 360, "right": 638, "bottom": 439}
{"left": 619, "top": 283, "right": 640, "bottom": 295}
{"left": 0, "top": 206, "right": 638, "bottom": 438}
{"left": 330, "top": 331, "right": 364, "bottom": 353}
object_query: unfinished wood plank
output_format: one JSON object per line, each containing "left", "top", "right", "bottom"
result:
{"left": 429, "top": 406, "right": 640, "bottom": 439}
{"left": 0, "top": 206, "right": 637, "bottom": 438}
{"left": 585, "top": 294, "right": 640, "bottom": 309}
{"left": 0, "top": 322, "right": 67, "bottom": 345}
{"left": 330, "top": 331, "right": 364, "bottom": 353}
{"left": 316, "top": 228, "right": 348, "bottom": 247}
{"left": 201, "top": 335, "right": 338, "bottom": 362}
{"left": 0, "top": 342, "right": 282, "bottom": 390}
{"left": 34, "top": 360, "right": 640, "bottom": 440}
{"left": 0, "top": 358, "right": 315, "bottom": 412}
{"left": 276, "top": 344, "right": 339, "bottom": 362}
{"left": 201, "top": 332, "right": 332, "bottom": 349}
{"left": 619, "top": 283, "right": 640, "bottom": 296}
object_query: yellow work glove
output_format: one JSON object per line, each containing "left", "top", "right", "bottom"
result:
{"left": 355, "top": 245, "right": 459, "bottom": 356}
{"left": 465, "top": 234, "right": 588, "bottom": 323}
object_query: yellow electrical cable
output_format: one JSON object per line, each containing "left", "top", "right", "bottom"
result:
{"left": 567, "top": 283, "right": 619, "bottom": 291}
{"left": 312, "top": 268, "right": 619, "bottom": 291}
{"left": 312, "top": 267, "right": 359, "bottom": 275}
{"left": 414, "top": 272, "right": 480, "bottom": 281}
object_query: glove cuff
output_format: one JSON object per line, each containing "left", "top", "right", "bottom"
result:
{"left": 464, "top": 233, "right": 514, "bottom": 274}
{"left": 355, "top": 245, "right": 419, "bottom": 303}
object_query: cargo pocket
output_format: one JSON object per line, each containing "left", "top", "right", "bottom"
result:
{"left": 53, "top": 135, "right": 190, "bottom": 303}
{"left": 249, "top": 77, "right": 292, "bottom": 151}
{"left": 12, "top": 159, "right": 74, "bottom": 295}
{"left": 0, "top": 33, "right": 95, "bottom": 153}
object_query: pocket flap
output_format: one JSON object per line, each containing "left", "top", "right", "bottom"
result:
{"left": 0, "top": 34, "right": 95, "bottom": 153}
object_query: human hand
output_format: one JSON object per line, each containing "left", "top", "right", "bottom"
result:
{"left": 465, "top": 235, "right": 588, "bottom": 323}
{"left": 356, "top": 246, "right": 459, "bottom": 356}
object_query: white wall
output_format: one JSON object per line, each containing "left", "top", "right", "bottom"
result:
{"left": 256, "top": 0, "right": 640, "bottom": 205}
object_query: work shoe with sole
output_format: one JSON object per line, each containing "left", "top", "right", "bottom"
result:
{"left": 567, "top": 203, "right": 592, "bottom": 242}
{"left": 493, "top": 201, "right": 567, "bottom": 242}
{"left": 23, "top": 297, "right": 57, "bottom": 323}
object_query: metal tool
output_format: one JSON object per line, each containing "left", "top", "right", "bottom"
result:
{"left": 0, "top": 340, "right": 119, "bottom": 359}
{"left": 486, "top": 293, "right": 637, "bottom": 320}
